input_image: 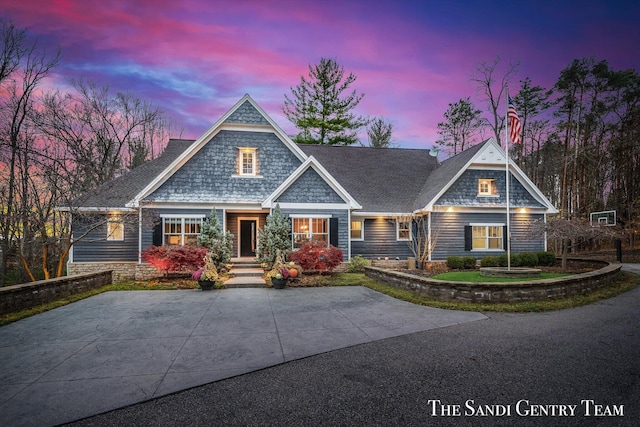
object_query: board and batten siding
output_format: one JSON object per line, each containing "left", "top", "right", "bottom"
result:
{"left": 430, "top": 211, "right": 545, "bottom": 260}
{"left": 73, "top": 213, "right": 139, "bottom": 262}
{"left": 351, "top": 217, "right": 413, "bottom": 260}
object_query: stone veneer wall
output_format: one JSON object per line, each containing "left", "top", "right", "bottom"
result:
{"left": 67, "top": 262, "right": 161, "bottom": 282}
{"left": 364, "top": 259, "right": 621, "bottom": 303}
{"left": 0, "top": 271, "right": 112, "bottom": 315}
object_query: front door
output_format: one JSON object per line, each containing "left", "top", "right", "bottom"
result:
{"left": 239, "top": 220, "right": 257, "bottom": 257}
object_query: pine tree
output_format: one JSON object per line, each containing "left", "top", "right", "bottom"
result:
{"left": 282, "top": 57, "right": 369, "bottom": 145}
{"left": 197, "top": 208, "right": 234, "bottom": 269}
{"left": 256, "top": 204, "right": 291, "bottom": 268}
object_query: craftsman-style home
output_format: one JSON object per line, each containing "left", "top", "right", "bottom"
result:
{"left": 67, "top": 94, "right": 557, "bottom": 280}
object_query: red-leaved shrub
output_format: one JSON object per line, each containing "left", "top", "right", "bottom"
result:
{"left": 288, "top": 240, "right": 343, "bottom": 274}
{"left": 141, "top": 245, "right": 208, "bottom": 276}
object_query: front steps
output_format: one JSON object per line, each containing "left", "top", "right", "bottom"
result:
{"left": 226, "top": 258, "right": 266, "bottom": 288}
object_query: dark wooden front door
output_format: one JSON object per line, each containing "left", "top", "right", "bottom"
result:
{"left": 240, "top": 220, "right": 257, "bottom": 257}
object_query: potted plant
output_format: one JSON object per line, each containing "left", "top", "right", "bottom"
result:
{"left": 192, "top": 252, "right": 222, "bottom": 291}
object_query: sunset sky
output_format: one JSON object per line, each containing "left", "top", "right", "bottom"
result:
{"left": 2, "top": 0, "right": 639, "bottom": 149}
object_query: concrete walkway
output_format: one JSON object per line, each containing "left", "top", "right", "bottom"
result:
{"left": 0, "top": 286, "right": 486, "bottom": 426}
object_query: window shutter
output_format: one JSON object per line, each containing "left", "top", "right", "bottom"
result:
{"left": 330, "top": 218, "right": 339, "bottom": 247}
{"left": 503, "top": 225, "right": 508, "bottom": 250}
{"left": 152, "top": 218, "right": 163, "bottom": 246}
{"left": 464, "top": 226, "right": 472, "bottom": 251}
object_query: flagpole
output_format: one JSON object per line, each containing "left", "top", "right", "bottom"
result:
{"left": 505, "top": 88, "right": 511, "bottom": 270}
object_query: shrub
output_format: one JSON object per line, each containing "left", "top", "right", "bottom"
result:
{"left": 288, "top": 240, "right": 344, "bottom": 273}
{"left": 536, "top": 251, "right": 557, "bottom": 267}
{"left": 197, "top": 209, "right": 234, "bottom": 270}
{"left": 518, "top": 252, "right": 539, "bottom": 267}
{"left": 141, "top": 245, "right": 208, "bottom": 276}
{"left": 463, "top": 256, "right": 477, "bottom": 269}
{"left": 446, "top": 256, "right": 464, "bottom": 269}
{"left": 256, "top": 204, "right": 291, "bottom": 268}
{"left": 498, "top": 253, "right": 522, "bottom": 267}
{"left": 481, "top": 256, "right": 500, "bottom": 267}
{"left": 347, "top": 255, "right": 371, "bottom": 272}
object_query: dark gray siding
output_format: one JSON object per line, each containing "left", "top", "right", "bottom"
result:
{"left": 224, "top": 100, "right": 270, "bottom": 125}
{"left": 73, "top": 214, "right": 139, "bottom": 262}
{"left": 431, "top": 212, "right": 546, "bottom": 260}
{"left": 276, "top": 168, "right": 345, "bottom": 204}
{"left": 140, "top": 208, "right": 221, "bottom": 251}
{"left": 436, "top": 170, "right": 545, "bottom": 208}
{"left": 281, "top": 208, "right": 349, "bottom": 255}
{"left": 351, "top": 217, "right": 413, "bottom": 260}
{"left": 146, "top": 131, "right": 302, "bottom": 203}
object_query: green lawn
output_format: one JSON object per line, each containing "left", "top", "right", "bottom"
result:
{"left": 1, "top": 271, "right": 638, "bottom": 326}
{"left": 431, "top": 271, "right": 571, "bottom": 282}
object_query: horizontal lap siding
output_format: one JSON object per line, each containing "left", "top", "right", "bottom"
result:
{"left": 351, "top": 218, "right": 412, "bottom": 260}
{"left": 73, "top": 214, "right": 139, "bottom": 262}
{"left": 431, "top": 212, "right": 545, "bottom": 260}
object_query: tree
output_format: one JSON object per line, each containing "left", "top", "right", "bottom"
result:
{"left": 470, "top": 56, "right": 519, "bottom": 146}
{"left": 511, "top": 77, "right": 552, "bottom": 167}
{"left": 256, "top": 204, "right": 291, "bottom": 268}
{"left": 0, "top": 19, "right": 60, "bottom": 286}
{"left": 282, "top": 57, "right": 369, "bottom": 145}
{"left": 197, "top": 209, "right": 233, "bottom": 270}
{"left": 436, "top": 97, "right": 483, "bottom": 155}
{"left": 366, "top": 117, "right": 393, "bottom": 148}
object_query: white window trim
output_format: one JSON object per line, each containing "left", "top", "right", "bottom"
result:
{"left": 238, "top": 147, "right": 258, "bottom": 176}
{"left": 161, "top": 216, "right": 204, "bottom": 246}
{"left": 350, "top": 220, "right": 364, "bottom": 241}
{"left": 107, "top": 215, "right": 124, "bottom": 241}
{"left": 396, "top": 219, "right": 411, "bottom": 241}
{"left": 470, "top": 223, "right": 505, "bottom": 251}
{"left": 478, "top": 178, "right": 499, "bottom": 197}
{"left": 290, "top": 216, "right": 330, "bottom": 249}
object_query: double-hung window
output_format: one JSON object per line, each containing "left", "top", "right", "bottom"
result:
{"left": 292, "top": 216, "right": 329, "bottom": 248}
{"left": 163, "top": 217, "right": 203, "bottom": 246}
{"left": 471, "top": 224, "right": 504, "bottom": 250}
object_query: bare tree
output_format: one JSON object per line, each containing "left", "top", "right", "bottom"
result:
{"left": 470, "top": 56, "right": 520, "bottom": 147}
{"left": 396, "top": 214, "right": 439, "bottom": 269}
{"left": 0, "top": 20, "right": 60, "bottom": 285}
{"left": 366, "top": 117, "right": 394, "bottom": 148}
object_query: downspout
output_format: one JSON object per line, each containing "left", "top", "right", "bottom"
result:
{"left": 138, "top": 207, "right": 143, "bottom": 264}
{"left": 427, "top": 212, "right": 432, "bottom": 262}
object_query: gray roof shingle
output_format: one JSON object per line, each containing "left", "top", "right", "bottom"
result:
{"left": 72, "top": 139, "right": 193, "bottom": 208}
{"left": 74, "top": 137, "right": 492, "bottom": 214}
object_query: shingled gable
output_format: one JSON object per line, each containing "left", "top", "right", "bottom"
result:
{"left": 127, "top": 94, "right": 308, "bottom": 208}
{"left": 262, "top": 155, "right": 361, "bottom": 209}
{"left": 413, "top": 138, "right": 557, "bottom": 213}
{"left": 298, "top": 144, "right": 439, "bottom": 214}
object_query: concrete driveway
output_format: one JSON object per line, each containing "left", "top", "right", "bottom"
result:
{"left": 0, "top": 286, "right": 486, "bottom": 426}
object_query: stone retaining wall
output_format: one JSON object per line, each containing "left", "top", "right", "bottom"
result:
{"left": 364, "top": 259, "right": 622, "bottom": 303}
{"left": 68, "top": 262, "right": 160, "bottom": 282}
{"left": 0, "top": 271, "right": 112, "bottom": 316}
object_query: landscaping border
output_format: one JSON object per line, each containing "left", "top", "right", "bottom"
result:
{"left": 0, "top": 271, "right": 113, "bottom": 316}
{"left": 364, "top": 259, "right": 622, "bottom": 303}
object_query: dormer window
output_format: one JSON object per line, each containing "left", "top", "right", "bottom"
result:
{"left": 238, "top": 147, "right": 257, "bottom": 176}
{"left": 478, "top": 179, "right": 497, "bottom": 196}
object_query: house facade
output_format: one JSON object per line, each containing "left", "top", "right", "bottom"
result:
{"left": 67, "top": 95, "right": 557, "bottom": 280}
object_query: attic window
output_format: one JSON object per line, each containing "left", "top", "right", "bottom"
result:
{"left": 478, "top": 179, "right": 498, "bottom": 196}
{"left": 238, "top": 147, "right": 257, "bottom": 176}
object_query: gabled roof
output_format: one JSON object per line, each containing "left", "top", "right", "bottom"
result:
{"left": 70, "top": 139, "right": 193, "bottom": 209}
{"left": 262, "top": 156, "right": 361, "bottom": 209}
{"left": 128, "top": 94, "right": 308, "bottom": 207}
{"left": 412, "top": 139, "right": 490, "bottom": 212}
{"left": 298, "top": 144, "right": 439, "bottom": 214}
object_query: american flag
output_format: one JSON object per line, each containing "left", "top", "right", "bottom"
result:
{"left": 508, "top": 97, "right": 522, "bottom": 144}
